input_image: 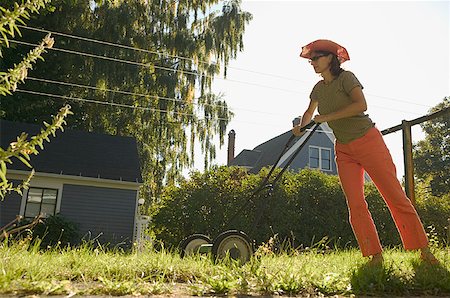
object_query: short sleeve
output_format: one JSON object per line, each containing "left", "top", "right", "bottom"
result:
{"left": 310, "top": 81, "right": 321, "bottom": 101}
{"left": 342, "top": 71, "right": 364, "bottom": 94}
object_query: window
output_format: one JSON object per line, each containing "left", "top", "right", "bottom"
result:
{"left": 24, "top": 187, "right": 58, "bottom": 218}
{"left": 309, "top": 146, "right": 332, "bottom": 171}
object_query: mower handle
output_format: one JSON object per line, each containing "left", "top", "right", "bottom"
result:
{"left": 299, "top": 120, "right": 317, "bottom": 132}
{"left": 288, "top": 120, "right": 316, "bottom": 143}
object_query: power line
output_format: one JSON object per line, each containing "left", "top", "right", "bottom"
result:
{"left": 20, "top": 75, "right": 425, "bottom": 119}
{"left": 17, "top": 25, "right": 434, "bottom": 108}
{"left": 10, "top": 39, "right": 307, "bottom": 95}
{"left": 365, "top": 93, "right": 432, "bottom": 108}
{"left": 11, "top": 39, "right": 432, "bottom": 115}
{"left": 368, "top": 105, "right": 422, "bottom": 116}
{"left": 9, "top": 40, "right": 426, "bottom": 117}
{"left": 14, "top": 89, "right": 422, "bottom": 135}
{"left": 25, "top": 76, "right": 423, "bottom": 117}
{"left": 27, "top": 76, "right": 214, "bottom": 108}
{"left": 18, "top": 25, "right": 311, "bottom": 84}
{"left": 10, "top": 40, "right": 174, "bottom": 70}
{"left": 16, "top": 88, "right": 211, "bottom": 119}
{"left": 26, "top": 77, "right": 291, "bottom": 117}
{"left": 13, "top": 89, "right": 311, "bottom": 128}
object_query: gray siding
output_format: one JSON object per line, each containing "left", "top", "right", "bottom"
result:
{"left": 284, "top": 131, "right": 337, "bottom": 175}
{"left": 60, "top": 184, "right": 137, "bottom": 247}
{"left": 0, "top": 180, "right": 22, "bottom": 227}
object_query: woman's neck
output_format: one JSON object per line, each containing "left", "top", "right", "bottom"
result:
{"left": 321, "top": 70, "right": 335, "bottom": 84}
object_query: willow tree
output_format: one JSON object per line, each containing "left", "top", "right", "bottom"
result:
{"left": 0, "top": 0, "right": 252, "bottom": 197}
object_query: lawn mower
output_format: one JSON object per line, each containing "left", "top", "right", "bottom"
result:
{"left": 180, "top": 121, "right": 320, "bottom": 262}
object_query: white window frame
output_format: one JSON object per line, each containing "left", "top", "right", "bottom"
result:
{"left": 20, "top": 179, "right": 63, "bottom": 218}
{"left": 308, "top": 146, "right": 332, "bottom": 172}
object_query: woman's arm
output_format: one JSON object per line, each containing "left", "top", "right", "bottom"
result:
{"left": 313, "top": 86, "right": 367, "bottom": 123}
{"left": 292, "top": 99, "right": 318, "bottom": 136}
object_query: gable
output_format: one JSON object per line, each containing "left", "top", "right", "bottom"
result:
{"left": 0, "top": 120, "right": 142, "bottom": 183}
{"left": 231, "top": 124, "right": 336, "bottom": 173}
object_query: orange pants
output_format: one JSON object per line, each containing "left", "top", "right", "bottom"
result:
{"left": 335, "top": 127, "right": 428, "bottom": 257}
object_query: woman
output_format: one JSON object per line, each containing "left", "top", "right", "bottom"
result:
{"left": 292, "top": 39, "right": 438, "bottom": 265}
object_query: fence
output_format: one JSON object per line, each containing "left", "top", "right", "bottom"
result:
{"left": 381, "top": 106, "right": 449, "bottom": 205}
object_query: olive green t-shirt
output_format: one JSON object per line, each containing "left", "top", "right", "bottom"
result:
{"left": 310, "top": 71, "right": 374, "bottom": 144}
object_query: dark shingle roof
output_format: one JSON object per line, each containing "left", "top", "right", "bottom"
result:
{"left": 232, "top": 124, "right": 334, "bottom": 173}
{"left": 250, "top": 130, "right": 299, "bottom": 173}
{"left": 229, "top": 149, "right": 262, "bottom": 168}
{"left": 0, "top": 120, "right": 142, "bottom": 183}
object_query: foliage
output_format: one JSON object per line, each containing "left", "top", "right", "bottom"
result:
{"left": 151, "top": 166, "right": 449, "bottom": 250}
{"left": 0, "top": 105, "right": 72, "bottom": 199}
{"left": 0, "top": 0, "right": 253, "bottom": 198}
{"left": 415, "top": 179, "right": 450, "bottom": 246}
{"left": 413, "top": 97, "right": 450, "bottom": 197}
{"left": 26, "top": 214, "right": 80, "bottom": 248}
{"left": 0, "top": 0, "right": 50, "bottom": 55}
{"left": 0, "top": 0, "right": 51, "bottom": 96}
{"left": 0, "top": 0, "right": 72, "bottom": 199}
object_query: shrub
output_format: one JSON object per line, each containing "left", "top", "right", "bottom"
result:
{"left": 30, "top": 214, "right": 79, "bottom": 249}
{"left": 150, "top": 166, "right": 449, "bottom": 250}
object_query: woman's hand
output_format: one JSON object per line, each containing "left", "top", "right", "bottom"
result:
{"left": 292, "top": 125, "right": 305, "bottom": 136}
{"left": 313, "top": 114, "right": 328, "bottom": 123}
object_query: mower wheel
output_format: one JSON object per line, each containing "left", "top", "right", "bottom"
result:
{"left": 212, "top": 230, "right": 253, "bottom": 263}
{"left": 179, "top": 234, "right": 212, "bottom": 257}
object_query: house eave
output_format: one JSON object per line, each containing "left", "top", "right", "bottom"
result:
{"left": 7, "top": 169, "right": 142, "bottom": 190}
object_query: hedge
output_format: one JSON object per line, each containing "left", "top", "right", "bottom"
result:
{"left": 150, "top": 166, "right": 449, "bottom": 250}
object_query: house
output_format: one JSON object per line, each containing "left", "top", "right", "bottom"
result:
{"left": 229, "top": 118, "right": 338, "bottom": 175}
{"left": 0, "top": 119, "right": 143, "bottom": 248}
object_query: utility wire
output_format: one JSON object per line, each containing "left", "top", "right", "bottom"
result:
{"left": 8, "top": 40, "right": 426, "bottom": 117}
{"left": 18, "top": 25, "right": 310, "bottom": 84}
{"left": 17, "top": 25, "right": 434, "bottom": 108}
{"left": 11, "top": 40, "right": 430, "bottom": 115}
{"left": 26, "top": 76, "right": 423, "bottom": 117}
{"left": 16, "top": 89, "right": 201, "bottom": 118}
{"left": 16, "top": 89, "right": 288, "bottom": 126}
{"left": 365, "top": 93, "right": 432, "bottom": 108}
{"left": 26, "top": 77, "right": 290, "bottom": 117}
{"left": 13, "top": 88, "right": 326, "bottom": 130}
{"left": 15, "top": 89, "right": 420, "bottom": 136}
{"left": 10, "top": 39, "right": 307, "bottom": 95}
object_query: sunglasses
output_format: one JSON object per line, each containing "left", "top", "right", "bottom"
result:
{"left": 308, "top": 54, "right": 329, "bottom": 63}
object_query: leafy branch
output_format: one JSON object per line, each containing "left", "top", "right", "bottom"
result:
{"left": 0, "top": 0, "right": 50, "bottom": 51}
{"left": 0, "top": 0, "right": 72, "bottom": 199}
{"left": 0, "top": 32, "right": 54, "bottom": 95}
{"left": 0, "top": 105, "right": 73, "bottom": 199}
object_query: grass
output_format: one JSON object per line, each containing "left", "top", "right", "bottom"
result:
{"left": 1, "top": 239, "right": 450, "bottom": 297}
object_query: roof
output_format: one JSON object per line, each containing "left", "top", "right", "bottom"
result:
{"left": 231, "top": 123, "right": 335, "bottom": 173}
{"left": 0, "top": 120, "right": 142, "bottom": 183}
{"left": 229, "top": 149, "right": 262, "bottom": 168}
{"left": 250, "top": 130, "right": 297, "bottom": 173}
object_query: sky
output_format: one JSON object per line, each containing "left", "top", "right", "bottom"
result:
{"left": 187, "top": 0, "right": 449, "bottom": 180}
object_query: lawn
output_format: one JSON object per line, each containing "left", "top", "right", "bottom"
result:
{"left": 1, "top": 240, "right": 449, "bottom": 297}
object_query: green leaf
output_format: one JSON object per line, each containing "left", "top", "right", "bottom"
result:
{"left": 17, "top": 156, "right": 32, "bottom": 168}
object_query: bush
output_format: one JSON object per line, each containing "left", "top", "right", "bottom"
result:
{"left": 30, "top": 214, "right": 79, "bottom": 249}
{"left": 150, "top": 166, "right": 449, "bottom": 250}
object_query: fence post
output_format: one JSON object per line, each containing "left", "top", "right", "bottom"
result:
{"left": 402, "top": 120, "right": 415, "bottom": 205}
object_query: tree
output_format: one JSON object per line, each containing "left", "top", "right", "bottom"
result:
{"left": 0, "top": 0, "right": 72, "bottom": 199}
{"left": 0, "top": 0, "right": 252, "bottom": 198}
{"left": 413, "top": 97, "right": 450, "bottom": 197}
